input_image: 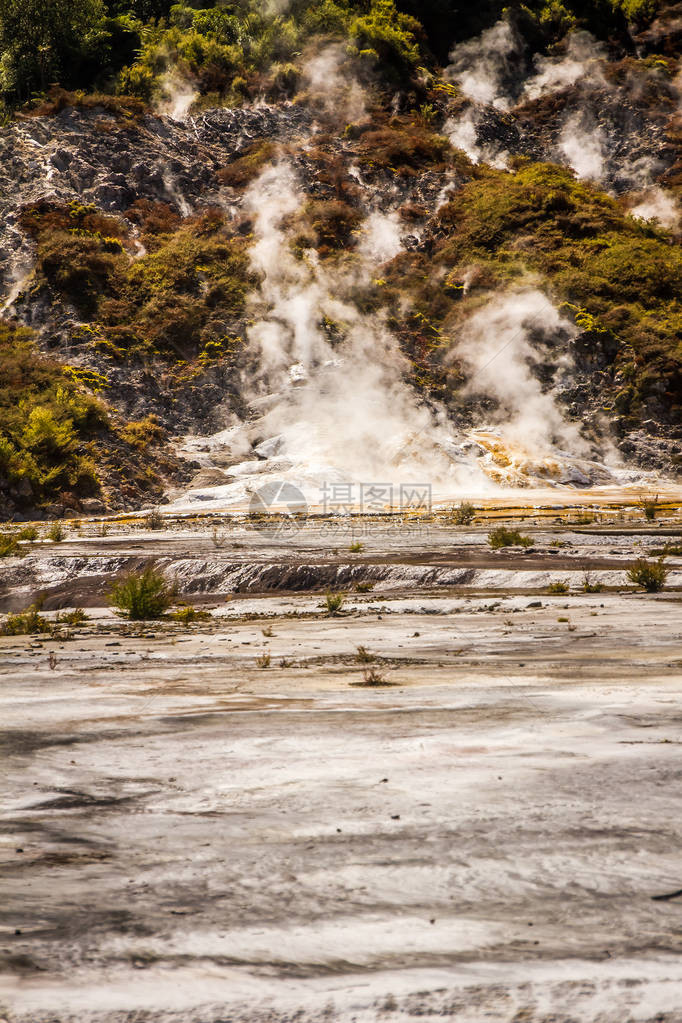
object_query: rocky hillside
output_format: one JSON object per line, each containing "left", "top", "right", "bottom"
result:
{"left": 0, "top": 0, "right": 681, "bottom": 518}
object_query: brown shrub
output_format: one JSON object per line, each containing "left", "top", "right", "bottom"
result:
{"left": 355, "top": 121, "right": 451, "bottom": 175}
{"left": 305, "top": 199, "right": 362, "bottom": 253}
{"left": 24, "top": 87, "right": 147, "bottom": 120}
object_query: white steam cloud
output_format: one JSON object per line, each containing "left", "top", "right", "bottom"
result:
{"left": 444, "top": 108, "right": 509, "bottom": 168}
{"left": 522, "top": 31, "right": 606, "bottom": 101}
{"left": 628, "top": 186, "right": 680, "bottom": 230}
{"left": 241, "top": 162, "right": 479, "bottom": 490}
{"left": 446, "top": 19, "right": 521, "bottom": 111}
{"left": 453, "top": 290, "right": 587, "bottom": 456}
{"left": 304, "top": 43, "right": 366, "bottom": 123}
{"left": 443, "top": 18, "right": 521, "bottom": 167}
{"left": 559, "top": 111, "right": 606, "bottom": 182}
{"left": 158, "top": 71, "right": 198, "bottom": 122}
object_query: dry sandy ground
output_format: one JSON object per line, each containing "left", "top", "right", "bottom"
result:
{"left": 1, "top": 514, "right": 682, "bottom": 1022}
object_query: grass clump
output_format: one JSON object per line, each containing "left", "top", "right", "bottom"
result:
{"left": 356, "top": 644, "right": 376, "bottom": 663}
{"left": 17, "top": 525, "right": 39, "bottom": 541}
{"left": 325, "top": 591, "right": 345, "bottom": 615}
{"left": 170, "top": 606, "right": 211, "bottom": 624}
{"left": 358, "top": 666, "right": 392, "bottom": 687}
{"left": 256, "top": 651, "right": 272, "bottom": 668}
{"left": 488, "top": 527, "right": 533, "bottom": 549}
{"left": 547, "top": 580, "right": 570, "bottom": 594}
{"left": 109, "top": 565, "right": 177, "bottom": 620}
{"left": 582, "top": 573, "right": 604, "bottom": 593}
{"left": 0, "top": 533, "right": 21, "bottom": 558}
{"left": 1, "top": 603, "right": 50, "bottom": 636}
{"left": 57, "top": 608, "right": 88, "bottom": 626}
{"left": 349, "top": 541, "right": 364, "bottom": 553}
{"left": 627, "top": 557, "right": 668, "bottom": 592}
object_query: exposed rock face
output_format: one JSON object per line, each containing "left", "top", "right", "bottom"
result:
{"left": 0, "top": 103, "right": 313, "bottom": 297}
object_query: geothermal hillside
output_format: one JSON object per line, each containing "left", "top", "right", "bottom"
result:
{"left": 0, "top": 0, "right": 681, "bottom": 517}
{"left": 2, "top": 5, "right": 682, "bottom": 1023}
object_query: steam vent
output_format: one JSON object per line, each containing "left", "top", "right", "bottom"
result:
{"left": 2, "top": 3, "right": 682, "bottom": 1021}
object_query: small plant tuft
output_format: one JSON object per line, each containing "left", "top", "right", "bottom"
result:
{"left": 639, "top": 494, "right": 660, "bottom": 522}
{"left": 355, "top": 581, "right": 374, "bottom": 593}
{"left": 548, "top": 580, "right": 570, "bottom": 594}
{"left": 57, "top": 608, "right": 87, "bottom": 626}
{"left": 356, "top": 645, "right": 376, "bottom": 664}
{"left": 582, "top": 572, "right": 604, "bottom": 593}
{"left": 256, "top": 651, "right": 271, "bottom": 668}
{"left": 170, "top": 606, "right": 211, "bottom": 624}
{"left": 358, "top": 666, "right": 391, "bottom": 687}
{"left": 145, "top": 508, "right": 164, "bottom": 531}
{"left": 349, "top": 541, "right": 364, "bottom": 553}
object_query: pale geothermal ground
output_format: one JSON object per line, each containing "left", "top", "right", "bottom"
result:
{"left": 2, "top": 496, "right": 682, "bottom": 1022}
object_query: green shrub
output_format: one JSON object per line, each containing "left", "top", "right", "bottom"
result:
{"left": 449, "top": 501, "right": 475, "bottom": 525}
{"left": 109, "top": 565, "right": 177, "bottom": 619}
{"left": 639, "top": 494, "right": 659, "bottom": 521}
{"left": 325, "top": 591, "right": 345, "bottom": 615}
{"left": 0, "top": 532, "right": 21, "bottom": 558}
{"left": 488, "top": 527, "right": 533, "bottom": 549}
{"left": 17, "top": 525, "right": 39, "bottom": 541}
{"left": 0, "top": 320, "right": 107, "bottom": 507}
{"left": 351, "top": 0, "right": 421, "bottom": 78}
{"left": 627, "top": 558, "right": 668, "bottom": 592}
{"left": 47, "top": 523, "right": 65, "bottom": 542}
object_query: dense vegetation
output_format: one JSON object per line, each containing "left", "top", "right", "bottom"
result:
{"left": 0, "top": 320, "right": 105, "bottom": 506}
{"left": 0, "top": 317, "right": 178, "bottom": 513}
{"left": 0, "top": 0, "right": 659, "bottom": 109}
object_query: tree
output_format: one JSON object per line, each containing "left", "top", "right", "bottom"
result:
{"left": 0, "top": 0, "right": 107, "bottom": 100}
